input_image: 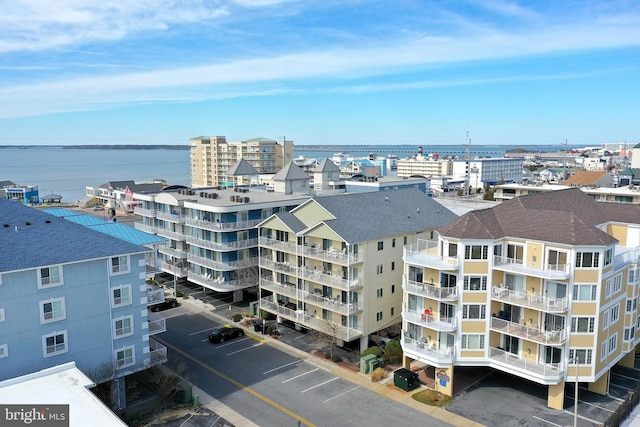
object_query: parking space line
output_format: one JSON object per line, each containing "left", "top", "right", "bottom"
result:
{"left": 612, "top": 372, "right": 640, "bottom": 382}
{"left": 531, "top": 415, "right": 563, "bottom": 427}
{"left": 568, "top": 397, "right": 615, "bottom": 414}
{"left": 282, "top": 368, "right": 319, "bottom": 384}
{"left": 190, "top": 327, "right": 218, "bottom": 336}
{"left": 301, "top": 377, "right": 339, "bottom": 393}
{"left": 263, "top": 360, "right": 302, "bottom": 375}
{"left": 323, "top": 386, "right": 360, "bottom": 404}
{"left": 562, "top": 409, "right": 603, "bottom": 425}
{"left": 214, "top": 337, "right": 250, "bottom": 348}
{"left": 227, "top": 342, "right": 262, "bottom": 356}
{"left": 610, "top": 382, "right": 635, "bottom": 392}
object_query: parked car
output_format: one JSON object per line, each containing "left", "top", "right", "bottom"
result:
{"left": 208, "top": 326, "right": 244, "bottom": 343}
{"left": 149, "top": 297, "right": 179, "bottom": 312}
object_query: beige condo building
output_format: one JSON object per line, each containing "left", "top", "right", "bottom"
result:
{"left": 190, "top": 136, "right": 294, "bottom": 187}
{"left": 401, "top": 188, "right": 640, "bottom": 409}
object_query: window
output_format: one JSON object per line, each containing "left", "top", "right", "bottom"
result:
{"left": 571, "top": 317, "right": 594, "bottom": 333}
{"left": 605, "top": 279, "right": 612, "bottom": 298}
{"left": 576, "top": 252, "right": 599, "bottom": 268}
{"left": 461, "top": 334, "right": 485, "bottom": 350}
{"left": 465, "top": 245, "right": 488, "bottom": 260}
{"left": 441, "top": 273, "right": 457, "bottom": 288}
{"left": 392, "top": 238, "right": 396, "bottom": 248}
{"left": 462, "top": 304, "right": 486, "bottom": 319}
{"left": 376, "top": 311, "right": 383, "bottom": 321}
{"left": 0, "top": 308, "right": 4, "bottom": 323}
{"left": 630, "top": 269, "right": 639, "bottom": 283}
{"left": 603, "top": 311, "right": 609, "bottom": 329}
{"left": 403, "top": 236, "right": 407, "bottom": 245}
{"left": 609, "top": 333, "right": 618, "bottom": 354}
{"left": 377, "top": 241, "right": 384, "bottom": 251}
{"left": 604, "top": 248, "right": 613, "bottom": 266}
{"left": 40, "top": 298, "right": 65, "bottom": 323}
{"left": 390, "top": 307, "right": 395, "bottom": 316}
{"left": 391, "top": 261, "right": 395, "bottom": 271}
{"left": 611, "top": 305, "right": 620, "bottom": 324}
{"left": 111, "top": 256, "right": 129, "bottom": 274}
{"left": 612, "top": 274, "right": 622, "bottom": 294}
{"left": 43, "top": 331, "right": 67, "bottom": 357}
{"left": 112, "top": 285, "right": 131, "bottom": 307}
{"left": 376, "top": 288, "right": 384, "bottom": 298}
{"left": 601, "top": 342, "right": 607, "bottom": 361}
{"left": 569, "top": 349, "right": 592, "bottom": 365}
{"left": 114, "top": 316, "right": 134, "bottom": 338}
{"left": 376, "top": 265, "right": 383, "bottom": 274}
{"left": 624, "top": 327, "right": 635, "bottom": 342}
{"left": 627, "top": 298, "right": 638, "bottom": 313}
{"left": 39, "top": 266, "right": 62, "bottom": 288}
{"left": 463, "top": 276, "right": 487, "bottom": 291}
{"left": 115, "top": 346, "right": 135, "bottom": 369}
{"left": 573, "top": 284, "right": 597, "bottom": 301}
{"left": 0, "top": 344, "right": 7, "bottom": 359}
{"left": 391, "top": 284, "right": 395, "bottom": 294}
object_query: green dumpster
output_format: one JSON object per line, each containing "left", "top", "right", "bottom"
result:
{"left": 393, "top": 368, "right": 420, "bottom": 391}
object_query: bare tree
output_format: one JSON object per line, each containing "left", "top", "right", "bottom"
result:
{"left": 309, "top": 318, "right": 341, "bottom": 360}
{"left": 139, "top": 360, "right": 191, "bottom": 409}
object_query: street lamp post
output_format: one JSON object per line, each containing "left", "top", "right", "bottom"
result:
{"left": 571, "top": 356, "right": 579, "bottom": 427}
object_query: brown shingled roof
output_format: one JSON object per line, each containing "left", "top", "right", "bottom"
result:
{"left": 563, "top": 170, "right": 608, "bottom": 186}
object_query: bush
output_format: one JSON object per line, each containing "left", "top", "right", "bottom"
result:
{"left": 371, "top": 367, "right": 387, "bottom": 382}
{"left": 331, "top": 355, "right": 341, "bottom": 363}
{"left": 412, "top": 389, "right": 452, "bottom": 407}
{"left": 175, "top": 290, "right": 184, "bottom": 297}
{"left": 361, "top": 346, "right": 383, "bottom": 358}
{"left": 232, "top": 313, "right": 243, "bottom": 322}
{"left": 383, "top": 338, "right": 403, "bottom": 364}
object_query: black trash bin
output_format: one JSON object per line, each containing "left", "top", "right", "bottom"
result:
{"left": 393, "top": 368, "right": 420, "bottom": 391}
{"left": 254, "top": 321, "right": 264, "bottom": 333}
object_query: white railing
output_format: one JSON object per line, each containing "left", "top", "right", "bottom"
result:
{"left": 134, "top": 207, "right": 156, "bottom": 217}
{"left": 260, "top": 278, "right": 362, "bottom": 315}
{"left": 259, "top": 237, "right": 362, "bottom": 264}
{"left": 147, "top": 286, "right": 165, "bottom": 305}
{"left": 158, "top": 246, "right": 187, "bottom": 259}
{"left": 402, "top": 276, "right": 458, "bottom": 300}
{"left": 491, "top": 287, "right": 568, "bottom": 312}
{"left": 401, "top": 336, "right": 455, "bottom": 365}
{"left": 155, "top": 228, "right": 186, "bottom": 242}
{"left": 189, "top": 254, "right": 258, "bottom": 271}
{"left": 187, "top": 236, "right": 258, "bottom": 251}
{"left": 493, "top": 255, "right": 570, "bottom": 279}
{"left": 403, "top": 309, "right": 457, "bottom": 331}
{"left": 259, "top": 257, "right": 300, "bottom": 275}
{"left": 185, "top": 217, "right": 263, "bottom": 231}
{"left": 300, "top": 267, "right": 359, "bottom": 291}
{"left": 135, "top": 222, "right": 158, "bottom": 234}
{"left": 488, "top": 347, "right": 563, "bottom": 381}
{"left": 260, "top": 278, "right": 298, "bottom": 298}
{"left": 490, "top": 317, "right": 566, "bottom": 345}
{"left": 149, "top": 339, "right": 168, "bottom": 365}
{"left": 403, "top": 240, "right": 459, "bottom": 270}
{"left": 188, "top": 271, "right": 257, "bottom": 291}
{"left": 614, "top": 247, "right": 640, "bottom": 269}
{"left": 148, "top": 313, "right": 167, "bottom": 335}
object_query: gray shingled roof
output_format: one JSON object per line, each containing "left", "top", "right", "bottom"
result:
{"left": 306, "top": 188, "right": 458, "bottom": 244}
{"left": 225, "top": 158, "right": 260, "bottom": 176}
{"left": 437, "top": 187, "right": 620, "bottom": 246}
{"left": 272, "top": 211, "right": 308, "bottom": 233}
{"left": 273, "top": 162, "right": 310, "bottom": 181}
{"left": 313, "top": 158, "right": 340, "bottom": 173}
{"left": 0, "top": 199, "right": 149, "bottom": 272}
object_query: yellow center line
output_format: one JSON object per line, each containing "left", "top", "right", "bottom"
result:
{"left": 155, "top": 336, "right": 316, "bottom": 427}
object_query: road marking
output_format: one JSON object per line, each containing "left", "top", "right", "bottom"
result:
{"left": 214, "top": 337, "right": 250, "bottom": 348}
{"left": 155, "top": 336, "right": 316, "bottom": 427}
{"left": 323, "top": 386, "right": 360, "bottom": 404}
{"left": 532, "top": 415, "right": 563, "bottom": 427}
{"left": 227, "top": 342, "right": 262, "bottom": 356}
{"left": 282, "top": 368, "right": 319, "bottom": 383}
{"left": 264, "top": 360, "right": 302, "bottom": 375}
{"left": 189, "top": 327, "right": 218, "bottom": 336}
{"left": 611, "top": 371, "right": 640, "bottom": 382}
{"left": 301, "top": 377, "right": 339, "bottom": 393}
{"left": 610, "top": 382, "right": 635, "bottom": 392}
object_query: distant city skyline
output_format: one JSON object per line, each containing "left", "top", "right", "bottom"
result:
{"left": 0, "top": 1, "right": 638, "bottom": 146}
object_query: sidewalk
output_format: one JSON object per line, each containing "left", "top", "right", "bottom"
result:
{"left": 176, "top": 296, "right": 483, "bottom": 427}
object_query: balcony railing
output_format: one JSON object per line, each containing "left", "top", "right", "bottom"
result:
{"left": 614, "top": 247, "right": 640, "bottom": 270}
{"left": 187, "top": 236, "right": 258, "bottom": 251}
{"left": 402, "top": 276, "right": 458, "bottom": 301}
{"left": 490, "top": 317, "right": 566, "bottom": 345}
{"left": 401, "top": 336, "right": 455, "bottom": 366}
{"left": 259, "top": 237, "right": 362, "bottom": 265}
{"left": 259, "top": 257, "right": 300, "bottom": 275}
{"left": 261, "top": 278, "right": 298, "bottom": 298}
{"left": 158, "top": 246, "right": 187, "bottom": 260}
{"left": 403, "top": 240, "right": 459, "bottom": 270}
{"left": 135, "top": 223, "right": 158, "bottom": 234}
{"left": 156, "top": 228, "right": 186, "bottom": 242}
{"left": 149, "top": 338, "right": 168, "bottom": 366}
{"left": 148, "top": 313, "right": 167, "bottom": 335}
{"left": 185, "top": 217, "right": 263, "bottom": 231}
{"left": 493, "top": 255, "right": 570, "bottom": 280}
{"left": 403, "top": 309, "right": 457, "bottom": 331}
{"left": 156, "top": 211, "right": 183, "bottom": 223}
{"left": 134, "top": 207, "right": 156, "bottom": 217}
{"left": 488, "top": 347, "right": 563, "bottom": 383}
{"left": 159, "top": 261, "right": 187, "bottom": 278}
{"left": 260, "top": 279, "right": 362, "bottom": 315}
{"left": 300, "top": 267, "right": 361, "bottom": 291}
{"left": 188, "top": 271, "right": 257, "bottom": 291}
{"left": 491, "top": 287, "right": 568, "bottom": 312}
{"left": 147, "top": 286, "right": 165, "bottom": 305}
{"left": 189, "top": 254, "right": 258, "bottom": 271}
{"left": 260, "top": 296, "right": 362, "bottom": 341}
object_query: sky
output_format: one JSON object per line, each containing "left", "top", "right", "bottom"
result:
{"left": 0, "top": 0, "right": 639, "bottom": 147}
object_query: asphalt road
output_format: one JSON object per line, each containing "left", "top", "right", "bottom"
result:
{"left": 156, "top": 308, "right": 450, "bottom": 427}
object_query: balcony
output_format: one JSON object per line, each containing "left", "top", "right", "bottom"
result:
{"left": 148, "top": 338, "right": 168, "bottom": 366}
{"left": 145, "top": 256, "right": 162, "bottom": 275}
{"left": 159, "top": 261, "right": 187, "bottom": 278}
{"left": 156, "top": 228, "right": 186, "bottom": 242}
{"left": 135, "top": 223, "right": 158, "bottom": 234}
{"left": 493, "top": 255, "right": 570, "bottom": 280}
{"left": 401, "top": 336, "right": 455, "bottom": 367}
{"left": 261, "top": 278, "right": 362, "bottom": 315}
{"left": 147, "top": 286, "right": 165, "bottom": 305}
{"left": 490, "top": 317, "right": 566, "bottom": 346}
{"left": 134, "top": 207, "right": 157, "bottom": 217}
{"left": 300, "top": 267, "right": 361, "bottom": 292}
{"left": 148, "top": 313, "right": 167, "bottom": 335}
{"left": 259, "top": 237, "right": 362, "bottom": 265}
{"left": 614, "top": 247, "right": 640, "bottom": 270}
{"left": 188, "top": 271, "right": 257, "bottom": 291}
{"left": 158, "top": 246, "right": 187, "bottom": 260}
{"left": 488, "top": 347, "right": 563, "bottom": 384}
{"left": 156, "top": 211, "right": 183, "bottom": 223}
{"left": 259, "top": 237, "right": 298, "bottom": 254}
{"left": 260, "top": 278, "right": 298, "bottom": 299}
{"left": 185, "top": 217, "right": 263, "bottom": 231}
{"left": 492, "top": 287, "right": 568, "bottom": 312}
{"left": 260, "top": 296, "right": 362, "bottom": 341}
{"left": 189, "top": 254, "right": 258, "bottom": 271}
{"left": 187, "top": 236, "right": 258, "bottom": 252}
{"left": 403, "top": 309, "right": 457, "bottom": 332}
{"left": 403, "top": 241, "right": 459, "bottom": 270}
{"left": 259, "top": 257, "right": 300, "bottom": 275}
{"left": 402, "top": 276, "right": 458, "bottom": 301}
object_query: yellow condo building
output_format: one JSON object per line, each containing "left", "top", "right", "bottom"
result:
{"left": 401, "top": 187, "right": 640, "bottom": 409}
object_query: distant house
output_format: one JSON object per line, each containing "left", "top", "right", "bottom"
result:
{"left": 0, "top": 181, "right": 39, "bottom": 204}
{"left": 563, "top": 170, "right": 614, "bottom": 188}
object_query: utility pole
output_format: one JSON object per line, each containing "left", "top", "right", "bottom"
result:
{"left": 466, "top": 130, "right": 471, "bottom": 197}
{"left": 564, "top": 139, "right": 568, "bottom": 181}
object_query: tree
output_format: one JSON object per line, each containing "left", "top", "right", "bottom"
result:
{"left": 138, "top": 360, "right": 190, "bottom": 409}
{"left": 309, "top": 318, "right": 341, "bottom": 361}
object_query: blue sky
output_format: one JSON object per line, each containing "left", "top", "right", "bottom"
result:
{"left": 0, "top": 0, "right": 638, "bottom": 146}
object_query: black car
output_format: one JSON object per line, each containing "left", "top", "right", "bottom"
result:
{"left": 208, "top": 326, "right": 244, "bottom": 343}
{"left": 149, "top": 297, "right": 179, "bottom": 312}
